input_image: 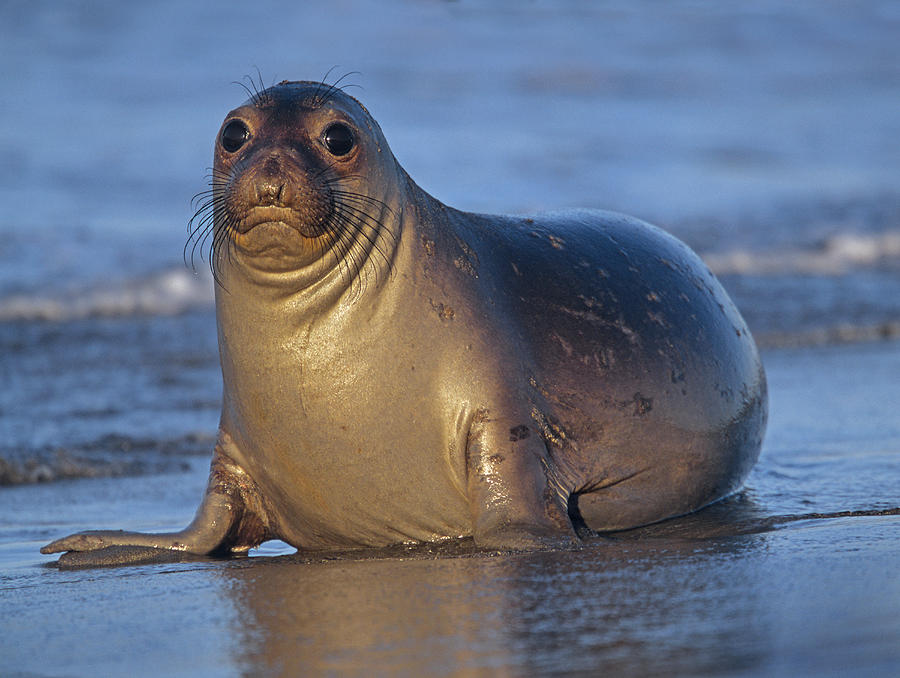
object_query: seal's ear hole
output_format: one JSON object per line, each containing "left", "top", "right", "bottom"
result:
{"left": 221, "top": 120, "right": 250, "bottom": 153}
{"left": 323, "top": 122, "right": 355, "bottom": 157}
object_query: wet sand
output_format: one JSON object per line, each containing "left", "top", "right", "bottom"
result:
{"left": 3, "top": 341, "right": 899, "bottom": 677}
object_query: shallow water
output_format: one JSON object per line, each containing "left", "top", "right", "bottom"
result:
{"left": 2, "top": 1, "right": 900, "bottom": 676}
{"left": 8, "top": 515, "right": 899, "bottom": 677}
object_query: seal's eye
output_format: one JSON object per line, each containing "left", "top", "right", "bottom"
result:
{"left": 323, "top": 122, "right": 354, "bottom": 156}
{"left": 221, "top": 120, "right": 250, "bottom": 153}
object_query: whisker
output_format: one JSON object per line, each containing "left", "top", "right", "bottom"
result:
{"left": 252, "top": 66, "right": 272, "bottom": 106}
{"left": 330, "top": 190, "right": 397, "bottom": 218}
{"left": 333, "top": 196, "right": 397, "bottom": 242}
{"left": 232, "top": 69, "right": 273, "bottom": 108}
{"left": 314, "top": 69, "right": 362, "bottom": 108}
{"left": 330, "top": 202, "right": 395, "bottom": 281}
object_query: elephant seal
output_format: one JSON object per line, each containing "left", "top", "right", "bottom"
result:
{"left": 43, "top": 80, "right": 767, "bottom": 566}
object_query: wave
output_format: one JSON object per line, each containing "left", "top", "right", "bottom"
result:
{"left": 0, "top": 268, "right": 214, "bottom": 322}
{"left": 754, "top": 322, "right": 900, "bottom": 349}
{"left": 0, "top": 433, "right": 215, "bottom": 486}
{"left": 702, "top": 230, "right": 900, "bottom": 276}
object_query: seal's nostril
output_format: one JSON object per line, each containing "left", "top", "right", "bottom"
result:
{"left": 255, "top": 180, "right": 285, "bottom": 205}
{"left": 254, "top": 156, "right": 288, "bottom": 205}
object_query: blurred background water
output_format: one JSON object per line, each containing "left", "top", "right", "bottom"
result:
{"left": 1, "top": 2, "right": 899, "bottom": 675}
{"left": 1, "top": 1, "right": 899, "bottom": 323}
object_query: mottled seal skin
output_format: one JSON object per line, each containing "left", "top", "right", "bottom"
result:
{"left": 43, "top": 81, "right": 766, "bottom": 566}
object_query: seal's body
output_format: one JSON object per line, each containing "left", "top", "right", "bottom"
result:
{"left": 44, "top": 81, "right": 766, "bottom": 565}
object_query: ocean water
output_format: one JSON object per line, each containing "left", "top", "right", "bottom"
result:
{"left": 1, "top": 1, "right": 899, "bottom": 676}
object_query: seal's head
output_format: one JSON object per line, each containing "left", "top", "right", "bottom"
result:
{"left": 190, "top": 80, "right": 401, "bottom": 287}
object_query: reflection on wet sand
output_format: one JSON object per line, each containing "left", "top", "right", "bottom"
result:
{"left": 218, "top": 498, "right": 775, "bottom": 676}
{"left": 222, "top": 549, "right": 514, "bottom": 675}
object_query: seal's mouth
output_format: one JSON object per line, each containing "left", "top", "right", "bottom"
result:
{"left": 237, "top": 206, "right": 301, "bottom": 234}
{"left": 227, "top": 205, "right": 326, "bottom": 266}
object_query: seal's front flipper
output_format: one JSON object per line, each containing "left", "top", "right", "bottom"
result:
{"left": 465, "top": 408, "right": 579, "bottom": 551}
{"left": 40, "top": 491, "right": 239, "bottom": 566}
{"left": 52, "top": 545, "right": 205, "bottom": 569}
{"left": 41, "top": 442, "right": 273, "bottom": 567}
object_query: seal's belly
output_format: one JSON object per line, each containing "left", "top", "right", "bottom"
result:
{"left": 238, "top": 425, "right": 472, "bottom": 550}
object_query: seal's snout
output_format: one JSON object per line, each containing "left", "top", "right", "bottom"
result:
{"left": 252, "top": 155, "right": 292, "bottom": 207}
{"left": 255, "top": 177, "right": 287, "bottom": 206}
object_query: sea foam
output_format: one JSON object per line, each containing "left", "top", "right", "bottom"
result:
{"left": 0, "top": 268, "right": 214, "bottom": 322}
